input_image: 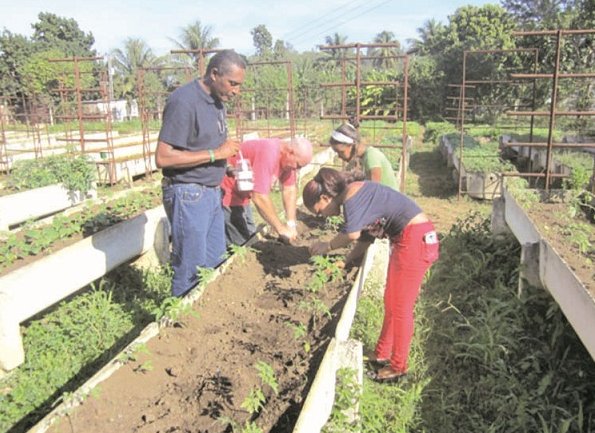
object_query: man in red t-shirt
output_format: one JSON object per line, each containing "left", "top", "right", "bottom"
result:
{"left": 221, "top": 137, "right": 313, "bottom": 245}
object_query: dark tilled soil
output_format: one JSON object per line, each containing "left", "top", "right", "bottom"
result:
{"left": 45, "top": 218, "right": 353, "bottom": 433}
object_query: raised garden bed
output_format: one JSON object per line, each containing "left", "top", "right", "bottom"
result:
{"left": 0, "top": 205, "right": 169, "bottom": 371}
{"left": 0, "top": 186, "right": 162, "bottom": 275}
{"left": 31, "top": 214, "right": 357, "bottom": 433}
{"left": 494, "top": 185, "right": 595, "bottom": 360}
{"left": 0, "top": 183, "right": 96, "bottom": 231}
{"left": 440, "top": 134, "right": 515, "bottom": 200}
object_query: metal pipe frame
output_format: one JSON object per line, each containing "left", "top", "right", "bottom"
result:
{"left": 318, "top": 42, "right": 410, "bottom": 192}
{"left": 458, "top": 48, "right": 540, "bottom": 198}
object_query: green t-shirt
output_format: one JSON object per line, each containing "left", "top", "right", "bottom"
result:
{"left": 362, "top": 146, "right": 399, "bottom": 190}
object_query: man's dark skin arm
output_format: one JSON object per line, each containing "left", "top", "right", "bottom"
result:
{"left": 155, "top": 139, "right": 240, "bottom": 169}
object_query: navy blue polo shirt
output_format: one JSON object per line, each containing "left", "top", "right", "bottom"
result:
{"left": 159, "top": 79, "right": 227, "bottom": 186}
{"left": 343, "top": 182, "right": 422, "bottom": 239}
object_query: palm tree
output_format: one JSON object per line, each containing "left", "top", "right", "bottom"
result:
{"left": 368, "top": 31, "right": 401, "bottom": 69}
{"left": 170, "top": 20, "right": 220, "bottom": 67}
{"left": 110, "top": 37, "right": 163, "bottom": 99}
{"left": 323, "top": 33, "right": 352, "bottom": 66}
{"left": 406, "top": 19, "right": 444, "bottom": 55}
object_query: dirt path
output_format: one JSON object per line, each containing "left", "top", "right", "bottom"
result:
{"left": 404, "top": 141, "right": 491, "bottom": 234}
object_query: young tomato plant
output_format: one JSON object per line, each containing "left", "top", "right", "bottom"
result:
{"left": 307, "top": 255, "right": 344, "bottom": 292}
{"left": 219, "top": 361, "right": 278, "bottom": 433}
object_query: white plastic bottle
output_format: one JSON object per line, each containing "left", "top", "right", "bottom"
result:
{"left": 236, "top": 153, "right": 254, "bottom": 192}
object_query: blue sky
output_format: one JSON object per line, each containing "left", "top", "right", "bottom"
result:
{"left": 1, "top": 0, "right": 498, "bottom": 56}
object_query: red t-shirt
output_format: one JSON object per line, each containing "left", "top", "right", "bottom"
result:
{"left": 221, "top": 138, "right": 296, "bottom": 207}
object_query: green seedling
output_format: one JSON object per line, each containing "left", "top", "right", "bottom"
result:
{"left": 152, "top": 296, "right": 198, "bottom": 325}
{"left": 134, "top": 360, "right": 154, "bottom": 373}
{"left": 285, "top": 321, "right": 307, "bottom": 340}
{"left": 240, "top": 388, "right": 266, "bottom": 414}
{"left": 222, "top": 361, "right": 278, "bottom": 433}
{"left": 238, "top": 362, "right": 279, "bottom": 415}
{"left": 324, "top": 215, "right": 344, "bottom": 231}
{"left": 285, "top": 321, "right": 311, "bottom": 353}
{"left": 219, "top": 417, "right": 264, "bottom": 433}
{"left": 298, "top": 297, "right": 332, "bottom": 329}
{"left": 564, "top": 222, "right": 593, "bottom": 257}
{"left": 228, "top": 244, "right": 256, "bottom": 264}
{"left": 197, "top": 266, "right": 216, "bottom": 286}
{"left": 306, "top": 255, "right": 344, "bottom": 293}
{"left": 117, "top": 342, "right": 150, "bottom": 364}
{"left": 256, "top": 361, "right": 279, "bottom": 395}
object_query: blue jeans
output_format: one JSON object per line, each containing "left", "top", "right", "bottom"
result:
{"left": 223, "top": 205, "right": 256, "bottom": 246}
{"left": 162, "top": 183, "right": 226, "bottom": 297}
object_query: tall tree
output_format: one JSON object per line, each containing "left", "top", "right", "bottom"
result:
{"left": 251, "top": 24, "right": 273, "bottom": 58}
{"left": 31, "top": 12, "right": 96, "bottom": 57}
{"left": 20, "top": 48, "right": 95, "bottom": 101}
{"left": 170, "top": 20, "right": 220, "bottom": 65}
{"left": 406, "top": 18, "right": 445, "bottom": 55}
{"left": 368, "top": 31, "right": 401, "bottom": 69}
{"left": 110, "top": 38, "right": 164, "bottom": 100}
{"left": 0, "top": 30, "right": 34, "bottom": 97}
{"left": 322, "top": 33, "right": 352, "bottom": 67}
{"left": 501, "top": 0, "right": 577, "bottom": 29}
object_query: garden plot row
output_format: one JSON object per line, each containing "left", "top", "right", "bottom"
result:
{"left": 0, "top": 205, "right": 170, "bottom": 370}
{"left": 500, "top": 134, "right": 594, "bottom": 182}
{"left": 439, "top": 134, "right": 514, "bottom": 200}
{"left": 4, "top": 131, "right": 108, "bottom": 166}
{"left": 492, "top": 186, "right": 595, "bottom": 362}
{"left": 3, "top": 131, "right": 159, "bottom": 184}
{"left": 0, "top": 182, "right": 96, "bottom": 231}
{"left": 30, "top": 221, "right": 388, "bottom": 433}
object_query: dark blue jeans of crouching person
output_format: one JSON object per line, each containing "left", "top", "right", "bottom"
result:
{"left": 162, "top": 183, "right": 226, "bottom": 297}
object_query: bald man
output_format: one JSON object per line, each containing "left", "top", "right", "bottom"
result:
{"left": 221, "top": 137, "right": 313, "bottom": 245}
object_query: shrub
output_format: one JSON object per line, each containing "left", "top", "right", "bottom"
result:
{"left": 8, "top": 153, "right": 96, "bottom": 193}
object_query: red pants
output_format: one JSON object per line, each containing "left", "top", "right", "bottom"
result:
{"left": 375, "top": 221, "right": 439, "bottom": 373}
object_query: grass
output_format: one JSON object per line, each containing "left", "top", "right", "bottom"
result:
{"left": 347, "top": 213, "right": 595, "bottom": 432}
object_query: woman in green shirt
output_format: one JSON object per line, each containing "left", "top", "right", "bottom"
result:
{"left": 329, "top": 121, "right": 399, "bottom": 190}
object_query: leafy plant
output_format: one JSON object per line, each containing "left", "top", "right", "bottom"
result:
{"left": 324, "top": 215, "right": 344, "bottom": 231}
{"left": 285, "top": 321, "right": 310, "bottom": 353}
{"left": 134, "top": 360, "right": 154, "bottom": 373}
{"left": 151, "top": 296, "right": 198, "bottom": 325}
{"left": 228, "top": 243, "right": 256, "bottom": 264}
{"left": 299, "top": 296, "right": 332, "bottom": 329}
{"left": 307, "top": 254, "right": 344, "bottom": 293}
{"left": 240, "top": 387, "right": 266, "bottom": 414}
{"left": 196, "top": 266, "right": 216, "bottom": 285}
{"left": 255, "top": 361, "right": 279, "bottom": 395}
{"left": 221, "top": 361, "right": 278, "bottom": 433}
{"left": 563, "top": 221, "right": 593, "bottom": 258}
{"left": 117, "top": 342, "right": 150, "bottom": 364}
{"left": 8, "top": 153, "right": 95, "bottom": 193}
{"left": 312, "top": 255, "right": 344, "bottom": 283}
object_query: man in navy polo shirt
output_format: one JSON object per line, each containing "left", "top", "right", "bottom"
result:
{"left": 156, "top": 50, "right": 246, "bottom": 297}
